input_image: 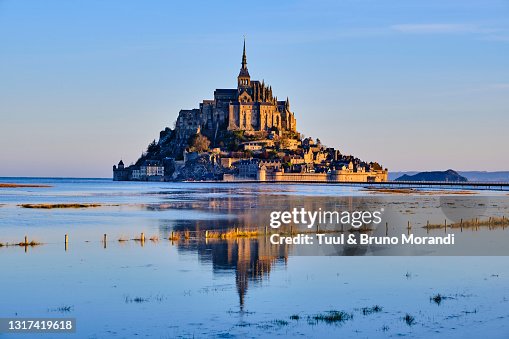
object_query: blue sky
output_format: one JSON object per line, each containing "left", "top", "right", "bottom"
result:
{"left": 1, "top": 0, "right": 508, "bottom": 177}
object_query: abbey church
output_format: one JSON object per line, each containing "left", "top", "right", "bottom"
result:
{"left": 114, "top": 39, "right": 388, "bottom": 183}
{"left": 176, "top": 40, "right": 297, "bottom": 139}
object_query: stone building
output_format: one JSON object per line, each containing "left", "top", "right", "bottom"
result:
{"left": 256, "top": 162, "right": 388, "bottom": 183}
{"left": 113, "top": 160, "right": 129, "bottom": 181}
{"left": 130, "top": 160, "right": 165, "bottom": 181}
{"left": 236, "top": 159, "right": 282, "bottom": 179}
{"left": 174, "top": 39, "right": 297, "bottom": 143}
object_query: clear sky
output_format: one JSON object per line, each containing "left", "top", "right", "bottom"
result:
{"left": 1, "top": 0, "right": 508, "bottom": 177}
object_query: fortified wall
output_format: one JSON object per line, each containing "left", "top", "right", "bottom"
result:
{"left": 257, "top": 168, "right": 388, "bottom": 183}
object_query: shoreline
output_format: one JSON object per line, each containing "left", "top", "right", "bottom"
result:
{"left": 2, "top": 178, "right": 509, "bottom": 192}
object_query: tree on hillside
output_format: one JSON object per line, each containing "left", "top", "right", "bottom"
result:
{"left": 147, "top": 139, "right": 159, "bottom": 154}
{"left": 189, "top": 133, "right": 211, "bottom": 153}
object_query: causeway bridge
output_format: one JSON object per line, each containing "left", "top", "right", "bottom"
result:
{"left": 216, "top": 180, "right": 509, "bottom": 191}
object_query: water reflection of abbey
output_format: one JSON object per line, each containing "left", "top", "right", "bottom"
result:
{"left": 175, "top": 237, "right": 289, "bottom": 310}
{"left": 156, "top": 188, "right": 379, "bottom": 307}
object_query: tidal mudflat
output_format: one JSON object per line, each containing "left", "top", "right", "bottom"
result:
{"left": 1, "top": 178, "right": 509, "bottom": 338}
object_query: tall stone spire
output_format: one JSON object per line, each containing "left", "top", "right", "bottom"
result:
{"left": 241, "top": 37, "right": 247, "bottom": 70}
{"left": 238, "top": 37, "right": 250, "bottom": 88}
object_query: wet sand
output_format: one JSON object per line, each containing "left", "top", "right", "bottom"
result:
{"left": 363, "top": 188, "right": 477, "bottom": 195}
{"left": 0, "top": 183, "right": 51, "bottom": 188}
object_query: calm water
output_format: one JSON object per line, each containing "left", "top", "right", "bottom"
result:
{"left": 1, "top": 178, "right": 509, "bottom": 338}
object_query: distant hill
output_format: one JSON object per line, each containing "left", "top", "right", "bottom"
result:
{"left": 395, "top": 169, "right": 467, "bottom": 182}
{"left": 390, "top": 171, "right": 509, "bottom": 182}
{"left": 457, "top": 171, "right": 509, "bottom": 182}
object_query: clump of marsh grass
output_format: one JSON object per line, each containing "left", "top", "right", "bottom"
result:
{"left": 18, "top": 240, "right": 42, "bottom": 247}
{"left": 184, "top": 230, "right": 191, "bottom": 240}
{"left": 204, "top": 231, "right": 221, "bottom": 239}
{"left": 132, "top": 234, "right": 146, "bottom": 242}
{"left": 124, "top": 296, "right": 148, "bottom": 304}
{"left": 20, "top": 203, "right": 101, "bottom": 209}
{"left": 425, "top": 216, "right": 509, "bottom": 230}
{"left": 206, "top": 229, "right": 259, "bottom": 239}
{"left": 361, "top": 305, "right": 383, "bottom": 315}
{"left": 235, "top": 322, "right": 252, "bottom": 328}
{"left": 149, "top": 235, "right": 159, "bottom": 242}
{"left": 272, "top": 319, "right": 289, "bottom": 326}
{"left": 309, "top": 310, "right": 352, "bottom": 324}
{"left": 430, "top": 293, "right": 454, "bottom": 305}
{"left": 48, "top": 305, "right": 73, "bottom": 313}
{"left": 431, "top": 293, "right": 443, "bottom": 305}
{"left": 57, "top": 306, "right": 72, "bottom": 313}
{"left": 168, "top": 233, "right": 179, "bottom": 241}
{"left": 289, "top": 314, "right": 300, "bottom": 321}
{"left": 1, "top": 183, "right": 51, "bottom": 188}
{"left": 403, "top": 314, "right": 415, "bottom": 326}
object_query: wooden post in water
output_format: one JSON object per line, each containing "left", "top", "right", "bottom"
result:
{"left": 426, "top": 220, "right": 429, "bottom": 234}
{"left": 65, "top": 234, "right": 68, "bottom": 251}
{"left": 205, "top": 230, "right": 209, "bottom": 239}
{"left": 24, "top": 235, "right": 27, "bottom": 245}
{"left": 385, "top": 222, "right": 388, "bottom": 236}
{"left": 103, "top": 234, "right": 107, "bottom": 249}
{"left": 264, "top": 226, "right": 267, "bottom": 235}
{"left": 444, "top": 219, "right": 447, "bottom": 233}
{"left": 460, "top": 219, "right": 463, "bottom": 232}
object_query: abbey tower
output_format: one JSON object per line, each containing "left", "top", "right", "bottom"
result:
{"left": 175, "top": 40, "right": 297, "bottom": 141}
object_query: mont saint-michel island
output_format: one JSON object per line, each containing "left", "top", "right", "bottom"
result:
{"left": 113, "top": 41, "right": 388, "bottom": 183}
